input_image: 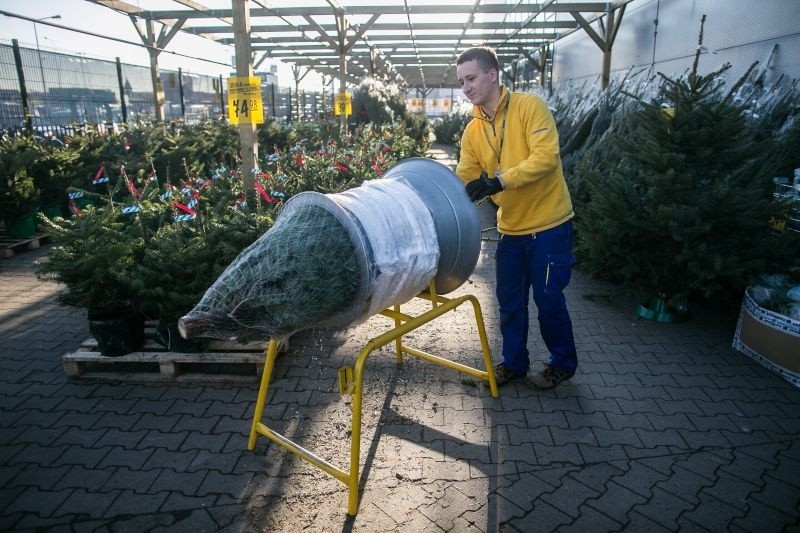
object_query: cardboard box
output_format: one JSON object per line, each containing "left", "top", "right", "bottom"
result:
{"left": 733, "top": 287, "right": 800, "bottom": 388}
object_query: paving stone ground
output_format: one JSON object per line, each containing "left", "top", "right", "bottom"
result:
{"left": 1, "top": 144, "right": 799, "bottom": 532}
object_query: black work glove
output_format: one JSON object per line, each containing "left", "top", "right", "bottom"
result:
{"left": 465, "top": 171, "right": 503, "bottom": 201}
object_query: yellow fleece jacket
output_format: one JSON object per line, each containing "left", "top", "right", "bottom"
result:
{"left": 456, "top": 87, "right": 574, "bottom": 235}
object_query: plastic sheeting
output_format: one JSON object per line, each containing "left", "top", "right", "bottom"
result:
{"left": 332, "top": 177, "right": 439, "bottom": 321}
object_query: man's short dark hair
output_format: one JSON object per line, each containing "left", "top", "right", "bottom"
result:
{"left": 457, "top": 47, "right": 500, "bottom": 73}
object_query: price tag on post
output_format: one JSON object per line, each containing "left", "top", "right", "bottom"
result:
{"left": 227, "top": 77, "right": 264, "bottom": 125}
{"left": 334, "top": 92, "right": 352, "bottom": 116}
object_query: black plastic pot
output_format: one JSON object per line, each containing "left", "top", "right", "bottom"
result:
{"left": 87, "top": 308, "right": 145, "bottom": 357}
{"left": 4, "top": 212, "right": 37, "bottom": 239}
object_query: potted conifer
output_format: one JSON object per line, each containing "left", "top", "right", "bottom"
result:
{"left": 0, "top": 169, "right": 40, "bottom": 239}
{"left": 36, "top": 202, "right": 147, "bottom": 356}
{"left": 129, "top": 170, "right": 274, "bottom": 352}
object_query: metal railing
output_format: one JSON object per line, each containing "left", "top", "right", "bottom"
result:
{"left": 0, "top": 40, "right": 331, "bottom": 136}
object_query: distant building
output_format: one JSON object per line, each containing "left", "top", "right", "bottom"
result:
{"left": 406, "top": 87, "right": 466, "bottom": 117}
{"left": 256, "top": 65, "right": 279, "bottom": 87}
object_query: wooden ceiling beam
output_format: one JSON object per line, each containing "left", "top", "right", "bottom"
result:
{"left": 182, "top": 20, "right": 579, "bottom": 34}
{"left": 136, "top": 3, "right": 609, "bottom": 20}
{"left": 90, "top": 0, "right": 634, "bottom": 90}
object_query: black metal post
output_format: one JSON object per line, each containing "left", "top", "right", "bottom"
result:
{"left": 178, "top": 68, "right": 185, "bottom": 118}
{"left": 218, "top": 75, "right": 224, "bottom": 118}
{"left": 11, "top": 40, "right": 33, "bottom": 134}
{"left": 115, "top": 57, "right": 128, "bottom": 124}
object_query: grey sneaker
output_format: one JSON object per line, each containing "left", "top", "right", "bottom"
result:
{"left": 492, "top": 363, "right": 525, "bottom": 386}
{"left": 527, "top": 364, "right": 574, "bottom": 389}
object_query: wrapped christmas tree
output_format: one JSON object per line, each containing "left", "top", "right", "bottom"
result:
{"left": 179, "top": 158, "right": 480, "bottom": 342}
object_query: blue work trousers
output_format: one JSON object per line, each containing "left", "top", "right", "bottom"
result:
{"left": 495, "top": 220, "right": 577, "bottom": 375}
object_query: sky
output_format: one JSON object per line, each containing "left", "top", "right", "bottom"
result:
{"left": 0, "top": 0, "right": 323, "bottom": 90}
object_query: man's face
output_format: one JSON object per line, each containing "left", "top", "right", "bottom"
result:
{"left": 457, "top": 59, "right": 497, "bottom": 107}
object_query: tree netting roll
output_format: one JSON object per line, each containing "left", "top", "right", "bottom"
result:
{"left": 178, "top": 176, "right": 440, "bottom": 342}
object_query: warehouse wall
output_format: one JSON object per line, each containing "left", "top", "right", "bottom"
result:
{"left": 552, "top": 0, "right": 800, "bottom": 89}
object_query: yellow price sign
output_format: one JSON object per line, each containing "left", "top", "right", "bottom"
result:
{"left": 227, "top": 76, "right": 264, "bottom": 125}
{"left": 334, "top": 92, "right": 352, "bottom": 116}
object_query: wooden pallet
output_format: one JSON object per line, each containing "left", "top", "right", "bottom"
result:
{"left": 0, "top": 232, "right": 51, "bottom": 258}
{"left": 62, "top": 331, "right": 282, "bottom": 383}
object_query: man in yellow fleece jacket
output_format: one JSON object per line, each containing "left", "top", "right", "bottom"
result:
{"left": 455, "top": 46, "right": 577, "bottom": 389}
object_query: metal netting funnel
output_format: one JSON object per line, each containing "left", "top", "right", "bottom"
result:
{"left": 382, "top": 158, "right": 480, "bottom": 294}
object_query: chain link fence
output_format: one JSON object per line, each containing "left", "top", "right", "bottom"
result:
{"left": 0, "top": 40, "right": 331, "bottom": 137}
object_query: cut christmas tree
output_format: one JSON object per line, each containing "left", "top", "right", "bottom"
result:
{"left": 575, "top": 15, "right": 800, "bottom": 318}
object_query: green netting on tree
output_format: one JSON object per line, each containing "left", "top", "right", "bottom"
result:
{"left": 178, "top": 202, "right": 360, "bottom": 341}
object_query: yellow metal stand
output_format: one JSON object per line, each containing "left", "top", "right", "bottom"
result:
{"left": 247, "top": 281, "right": 498, "bottom": 516}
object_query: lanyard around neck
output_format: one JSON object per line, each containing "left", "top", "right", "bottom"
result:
{"left": 496, "top": 93, "right": 511, "bottom": 169}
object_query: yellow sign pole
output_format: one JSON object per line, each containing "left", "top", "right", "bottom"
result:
{"left": 231, "top": 0, "right": 258, "bottom": 206}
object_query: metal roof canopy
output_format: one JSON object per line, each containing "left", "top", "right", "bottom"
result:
{"left": 87, "top": 0, "right": 628, "bottom": 199}
{"left": 89, "top": 0, "right": 630, "bottom": 91}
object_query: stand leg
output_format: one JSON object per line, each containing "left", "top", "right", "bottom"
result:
{"left": 393, "top": 304, "right": 403, "bottom": 364}
{"left": 347, "top": 342, "right": 374, "bottom": 515}
{"left": 467, "top": 295, "right": 498, "bottom": 397}
{"left": 248, "top": 339, "right": 280, "bottom": 451}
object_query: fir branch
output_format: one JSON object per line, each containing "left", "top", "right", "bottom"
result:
{"left": 691, "top": 14, "right": 707, "bottom": 83}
